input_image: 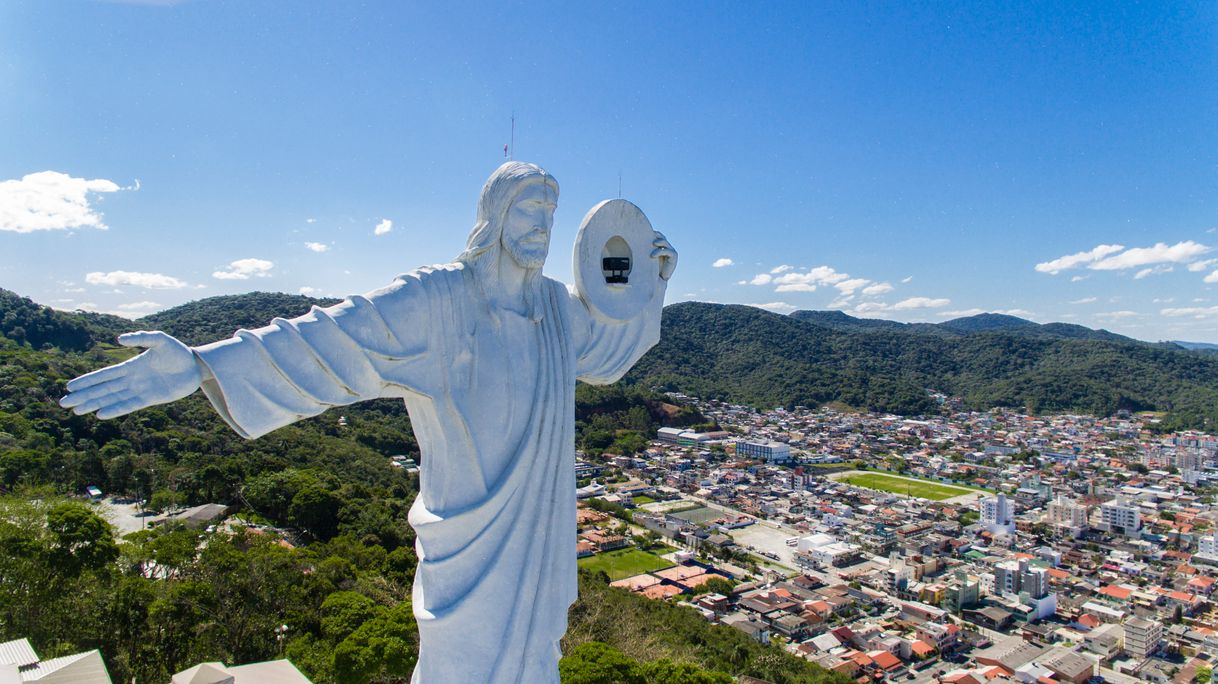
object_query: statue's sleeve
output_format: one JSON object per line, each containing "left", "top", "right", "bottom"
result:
{"left": 570, "top": 281, "right": 666, "bottom": 386}
{"left": 192, "top": 276, "right": 431, "bottom": 439}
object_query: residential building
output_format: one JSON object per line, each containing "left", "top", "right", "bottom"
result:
{"left": 1047, "top": 495, "right": 1088, "bottom": 537}
{"left": 735, "top": 440, "right": 792, "bottom": 464}
{"left": 1124, "top": 616, "right": 1163, "bottom": 660}
{"left": 979, "top": 492, "right": 1015, "bottom": 536}
{"left": 1100, "top": 497, "right": 1141, "bottom": 536}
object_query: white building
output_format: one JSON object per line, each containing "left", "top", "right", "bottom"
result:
{"left": 979, "top": 492, "right": 1015, "bottom": 536}
{"left": 1047, "top": 495, "right": 1088, "bottom": 537}
{"left": 1123, "top": 616, "right": 1162, "bottom": 660}
{"left": 1196, "top": 532, "right": 1218, "bottom": 566}
{"left": 735, "top": 440, "right": 792, "bottom": 464}
{"left": 1100, "top": 497, "right": 1141, "bottom": 536}
{"left": 795, "top": 533, "right": 859, "bottom": 569}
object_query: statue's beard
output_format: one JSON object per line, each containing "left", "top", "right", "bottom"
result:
{"left": 505, "top": 237, "right": 548, "bottom": 270}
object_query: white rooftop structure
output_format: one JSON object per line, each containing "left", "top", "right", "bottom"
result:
{"left": 172, "top": 660, "right": 312, "bottom": 684}
{"left": 0, "top": 639, "right": 111, "bottom": 684}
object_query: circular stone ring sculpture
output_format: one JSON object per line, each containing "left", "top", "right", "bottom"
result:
{"left": 574, "top": 199, "right": 662, "bottom": 323}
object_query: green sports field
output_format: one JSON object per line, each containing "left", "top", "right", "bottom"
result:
{"left": 577, "top": 548, "right": 673, "bottom": 581}
{"left": 837, "top": 472, "right": 986, "bottom": 501}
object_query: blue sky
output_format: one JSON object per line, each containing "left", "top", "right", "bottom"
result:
{"left": 2, "top": 1, "right": 1217, "bottom": 341}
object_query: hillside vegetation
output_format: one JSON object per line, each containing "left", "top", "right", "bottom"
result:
{"left": 630, "top": 302, "right": 1218, "bottom": 431}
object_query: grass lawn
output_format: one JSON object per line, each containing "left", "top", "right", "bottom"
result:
{"left": 838, "top": 472, "right": 987, "bottom": 501}
{"left": 578, "top": 547, "right": 673, "bottom": 581}
{"left": 631, "top": 495, "right": 656, "bottom": 505}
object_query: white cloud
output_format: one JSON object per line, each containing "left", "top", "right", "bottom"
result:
{"left": 1162, "top": 306, "right": 1218, "bottom": 318}
{"left": 306, "top": 218, "right": 317, "bottom": 224}
{"left": 766, "top": 265, "right": 848, "bottom": 291}
{"left": 755, "top": 302, "right": 796, "bottom": 314}
{"left": 212, "top": 257, "right": 274, "bottom": 280}
{"left": 1205, "top": 270, "right": 1218, "bottom": 284}
{"left": 828, "top": 296, "right": 855, "bottom": 309}
{"left": 901, "top": 276, "right": 913, "bottom": 283}
{"left": 305, "top": 242, "right": 330, "bottom": 253}
{"left": 1188, "top": 258, "right": 1217, "bottom": 272}
{"left": 939, "top": 309, "right": 986, "bottom": 318}
{"left": 1152, "top": 297, "right": 1174, "bottom": 304}
{"left": 1070, "top": 275, "right": 1090, "bottom": 282}
{"left": 862, "top": 282, "right": 893, "bottom": 296}
{"left": 1134, "top": 265, "right": 1174, "bottom": 279}
{"left": 86, "top": 270, "right": 188, "bottom": 289}
{"left": 1035, "top": 244, "right": 1125, "bottom": 274}
{"left": 299, "top": 286, "right": 320, "bottom": 295}
{"left": 1091, "top": 241, "right": 1210, "bottom": 270}
{"left": 995, "top": 309, "right": 1034, "bottom": 317}
{"left": 0, "top": 171, "right": 131, "bottom": 233}
{"left": 1095, "top": 310, "right": 1139, "bottom": 320}
{"left": 774, "top": 283, "right": 817, "bottom": 293}
{"left": 893, "top": 297, "right": 950, "bottom": 310}
{"left": 834, "top": 278, "right": 870, "bottom": 295}
{"left": 1069, "top": 297, "right": 1097, "bottom": 304}
{"left": 769, "top": 264, "right": 792, "bottom": 274}
{"left": 112, "top": 301, "right": 162, "bottom": 317}
{"left": 374, "top": 218, "right": 393, "bottom": 236}
{"left": 712, "top": 258, "right": 734, "bottom": 268}
{"left": 851, "top": 302, "right": 891, "bottom": 315}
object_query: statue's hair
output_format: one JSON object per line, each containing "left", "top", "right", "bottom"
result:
{"left": 457, "top": 162, "right": 559, "bottom": 321}
{"left": 458, "top": 162, "right": 559, "bottom": 264}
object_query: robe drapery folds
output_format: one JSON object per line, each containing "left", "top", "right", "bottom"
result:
{"left": 192, "top": 263, "right": 664, "bottom": 683}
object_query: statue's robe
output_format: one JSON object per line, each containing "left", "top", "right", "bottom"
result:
{"left": 191, "top": 263, "right": 663, "bottom": 683}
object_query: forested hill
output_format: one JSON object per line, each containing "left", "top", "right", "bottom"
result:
{"left": 791, "top": 309, "right": 1137, "bottom": 342}
{"left": 138, "top": 292, "right": 343, "bottom": 346}
{"left": 629, "top": 302, "right": 1218, "bottom": 430}
{"left": 0, "top": 288, "right": 130, "bottom": 351}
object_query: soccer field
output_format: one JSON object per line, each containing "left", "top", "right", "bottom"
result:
{"left": 577, "top": 548, "right": 673, "bottom": 581}
{"left": 837, "top": 472, "right": 984, "bottom": 501}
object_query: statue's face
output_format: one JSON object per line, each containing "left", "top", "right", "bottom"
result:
{"left": 502, "top": 182, "right": 557, "bottom": 270}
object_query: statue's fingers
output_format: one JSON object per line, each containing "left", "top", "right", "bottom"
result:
{"left": 73, "top": 389, "right": 135, "bottom": 416}
{"left": 60, "top": 379, "right": 129, "bottom": 408}
{"left": 117, "top": 331, "right": 169, "bottom": 349}
{"left": 65, "top": 364, "right": 131, "bottom": 392}
{"left": 95, "top": 395, "right": 146, "bottom": 420}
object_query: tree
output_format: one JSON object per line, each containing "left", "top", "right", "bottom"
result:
{"left": 332, "top": 600, "right": 418, "bottom": 684}
{"left": 559, "top": 642, "right": 645, "bottom": 684}
{"left": 641, "top": 659, "right": 733, "bottom": 684}
{"left": 45, "top": 501, "right": 119, "bottom": 575}
{"left": 321, "top": 591, "right": 382, "bottom": 643}
{"left": 290, "top": 485, "right": 342, "bottom": 539}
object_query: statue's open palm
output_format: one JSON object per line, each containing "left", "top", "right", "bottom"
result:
{"left": 60, "top": 331, "right": 202, "bottom": 419}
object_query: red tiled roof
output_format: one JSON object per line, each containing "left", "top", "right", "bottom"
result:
{"left": 1098, "top": 585, "right": 1132, "bottom": 600}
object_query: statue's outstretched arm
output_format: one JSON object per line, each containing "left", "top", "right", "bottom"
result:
{"left": 60, "top": 330, "right": 202, "bottom": 419}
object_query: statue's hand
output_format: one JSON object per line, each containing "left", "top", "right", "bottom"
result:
{"left": 651, "top": 231, "right": 678, "bottom": 281}
{"left": 60, "top": 331, "right": 202, "bottom": 419}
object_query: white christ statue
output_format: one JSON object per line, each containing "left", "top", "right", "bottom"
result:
{"left": 60, "top": 161, "right": 677, "bottom": 683}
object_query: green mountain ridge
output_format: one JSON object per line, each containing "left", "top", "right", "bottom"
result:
{"left": 630, "top": 301, "right": 1218, "bottom": 430}
{"left": 792, "top": 308, "right": 1138, "bottom": 343}
{"left": 4, "top": 288, "right": 1216, "bottom": 429}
